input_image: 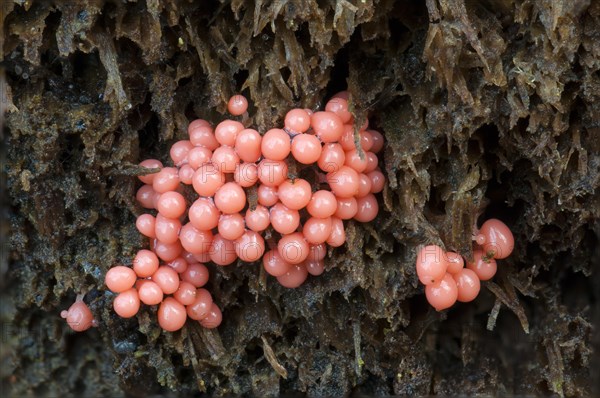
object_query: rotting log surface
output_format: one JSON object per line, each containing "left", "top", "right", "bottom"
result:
{"left": 1, "top": 0, "right": 599, "bottom": 396}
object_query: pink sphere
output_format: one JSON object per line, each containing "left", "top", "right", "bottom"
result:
{"left": 138, "top": 159, "right": 163, "bottom": 184}
{"left": 291, "top": 134, "right": 322, "bottom": 164}
{"left": 261, "top": 128, "right": 291, "bottom": 161}
{"left": 277, "top": 179, "right": 312, "bottom": 210}
{"left": 227, "top": 94, "right": 248, "bottom": 116}
{"left": 105, "top": 266, "right": 137, "bottom": 293}
{"left": 214, "top": 182, "right": 247, "bottom": 214}
{"left": 415, "top": 245, "right": 449, "bottom": 285}
{"left": 285, "top": 108, "right": 311, "bottom": 133}
{"left": 158, "top": 297, "right": 187, "bottom": 332}
{"left": 425, "top": 273, "right": 458, "bottom": 311}
{"left": 311, "top": 111, "right": 343, "bottom": 143}
{"left": 453, "top": 268, "right": 481, "bottom": 302}
{"left": 467, "top": 249, "right": 498, "bottom": 281}
{"left": 235, "top": 129, "right": 262, "bottom": 163}
{"left": 479, "top": 219, "right": 514, "bottom": 259}
{"left": 276, "top": 263, "right": 308, "bottom": 288}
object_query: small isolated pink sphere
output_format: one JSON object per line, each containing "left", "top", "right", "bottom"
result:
{"left": 152, "top": 265, "right": 180, "bottom": 295}
{"left": 479, "top": 219, "right": 515, "bottom": 259}
{"left": 158, "top": 297, "right": 187, "bottom": 332}
{"left": 326, "top": 217, "right": 346, "bottom": 247}
{"left": 215, "top": 120, "right": 244, "bottom": 147}
{"left": 415, "top": 245, "right": 449, "bottom": 285}
{"left": 235, "top": 129, "right": 262, "bottom": 163}
{"left": 61, "top": 298, "right": 96, "bottom": 332}
{"left": 181, "top": 263, "right": 210, "bottom": 287}
{"left": 227, "top": 94, "right": 248, "bottom": 116}
{"left": 113, "top": 288, "right": 141, "bottom": 318}
{"left": 453, "top": 268, "right": 481, "bottom": 302}
{"left": 327, "top": 166, "right": 360, "bottom": 198}
{"left": 354, "top": 193, "right": 379, "bottom": 222}
{"left": 235, "top": 230, "right": 266, "bottom": 262}
{"left": 425, "top": 273, "right": 458, "bottom": 311}
{"left": 105, "top": 266, "right": 137, "bottom": 293}
{"left": 214, "top": 182, "right": 247, "bottom": 214}
{"left": 307, "top": 190, "right": 337, "bottom": 218}
{"left": 311, "top": 111, "right": 344, "bottom": 143}
{"left": 278, "top": 232, "right": 309, "bottom": 265}
{"left": 200, "top": 303, "right": 223, "bottom": 329}
{"left": 138, "top": 159, "right": 163, "bottom": 184}
{"left": 263, "top": 249, "right": 292, "bottom": 277}
{"left": 467, "top": 249, "right": 498, "bottom": 281}
{"left": 133, "top": 249, "right": 159, "bottom": 278}
{"left": 276, "top": 263, "right": 308, "bottom": 288}
{"left": 187, "top": 288, "right": 213, "bottom": 320}
{"left": 189, "top": 197, "right": 221, "bottom": 231}
{"left": 137, "top": 280, "right": 164, "bottom": 305}
{"left": 278, "top": 179, "right": 312, "bottom": 210}
{"left": 285, "top": 108, "right": 311, "bottom": 133}
{"left": 291, "top": 134, "right": 322, "bottom": 164}
{"left": 270, "top": 203, "right": 300, "bottom": 235}
{"left": 261, "top": 128, "right": 291, "bottom": 161}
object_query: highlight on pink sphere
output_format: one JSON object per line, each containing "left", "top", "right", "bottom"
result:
{"left": 358, "top": 130, "right": 373, "bottom": 152}
{"left": 235, "top": 129, "right": 262, "bottom": 163}
{"left": 156, "top": 191, "right": 186, "bottom": 219}
{"left": 136, "top": 214, "right": 156, "bottom": 238}
{"left": 105, "top": 266, "right": 137, "bottom": 293}
{"left": 278, "top": 232, "right": 310, "bottom": 264}
{"left": 303, "top": 217, "right": 333, "bottom": 244}
{"left": 174, "top": 281, "right": 198, "bottom": 305}
{"left": 167, "top": 257, "right": 189, "bottom": 273}
{"left": 446, "top": 252, "right": 465, "bottom": 274}
{"left": 227, "top": 94, "right": 248, "bottom": 116}
{"left": 325, "top": 97, "right": 351, "bottom": 123}
{"left": 187, "top": 146, "right": 213, "bottom": 169}
{"left": 364, "top": 152, "right": 379, "bottom": 173}
{"left": 152, "top": 265, "right": 180, "bottom": 295}
{"left": 369, "top": 129, "right": 384, "bottom": 153}
{"left": 138, "top": 159, "right": 163, "bottom": 184}
{"left": 179, "top": 164, "right": 195, "bottom": 185}
{"left": 212, "top": 145, "right": 240, "bottom": 173}
{"left": 354, "top": 193, "right": 379, "bottom": 222}
{"left": 367, "top": 170, "right": 385, "bottom": 193}
{"left": 311, "top": 111, "right": 343, "bottom": 143}
{"left": 235, "top": 230, "right": 266, "bottom": 262}
{"left": 234, "top": 162, "right": 259, "bottom": 188}
{"left": 179, "top": 223, "right": 213, "bottom": 255}
{"left": 193, "top": 163, "right": 226, "bottom": 197}
{"left": 158, "top": 297, "right": 187, "bottom": 332}
{"left": 170, "top": 140, "right": 194, "bottom": 166}
{"left": 425, "top": 273, "right": 458, "bottom": 311}
{"left": 291, "top": 134, "right": 322, "bottom": 164}
{"left": 415, "top": 245, "right": 449, "bottom": 285}
{"left": 154, "top": 214, "right": 181, "bottom": 244}
{"left": 218, "top": 213, "right": 246, "bottom": 241}
{"left": 285, "top": 108, "right": 311, "bottom": 133}
{"left": 189, "top": 124, "right": 219, "bottom": 150}
{"left": 357, "top": 173, "right": 373, "bottom": 198}
{"left": 261, "top": 128, "right": 291, "bottom": 161}
{"left": 214, "top": 182, "right": 247, "bottom": 214}
{"left": 453, "top": 268, "right": 481, "bottom": 302}
{"left": 136, "top": 185, "right": 158, "bottom": 209}
{"left": 318, "top": 143, "right": 346, "bottom": 173}
{"left": 189, "top": 197, "right": 221, "bottom": 231}
{"left": 276, "top": 263, "right": 308, "bottom": 288}
{"left": 153, "top": 239, "right": 183, "bottom": 262}
{"left": 257, "top": 184, "right": 279, "bottom": 207}
{"left": 326, "top": 217, "right": 346, "bottom": 247}
{"left": 61, "top": 297, "right": 97, "bottom": 332}
{"left": 327, "top": 166, "right": 360, "bottom": 198}
{"left": 305, "top": 258, "right": 325, "bottom": 276}
{"left": 307, "top": 190, "right": 337, "bottom": 218}
{"left": 133, "top": 249, "right": 160, "bottom": 278}
{"left": 209, "top": 234, "right": 238, "bottom": 266}
{"left": 257, "top": 159, "right": 288, "bottom": 187}
{"left": 344, "top": 149, "right": 368, "bottom": 173}
{"left": 263, "top": 249, "right": 292, "bottom": 277}
{"left": 479, "top": 219, "right": 514, "bottom": 259}
{"left": 187, "top": 288, "right": 213, "bottom": 320}
{"left": 137, "top": 280, "right": 164, "bottom": 305}
{"left": 307, "top": 243, "right": 327, "bottom": 261}
{"left": 215, "top": 120, "right": 244, "bottom": 147}
{"left": 334, "top": 197, "right": 358, "bottom": 220}
{"left": 278, "top": 179, "right": 312, "bottom": 210}
{"left": 200, "top": 303, "right": 223, "bottom": 329}
{"left": 153, "top": 167, "right": 180, "bottom": 193}
{"left": 113, "top": 288, "right": 141, "bottom": 318}
{"left": 245, "top": 205, "right": 270, "bottom": 232}
{"left": 467, "top": 249, "right": 498, "bottom": 281}
{"left": 181, "top": 263, "right": 209, "bottom": 287}
{"left": 270, "top": 203, "right": 300, "bottom": 235}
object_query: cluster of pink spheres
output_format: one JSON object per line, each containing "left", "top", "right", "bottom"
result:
{"left": 416, "top": 219, "right": 515, "bottom": 311}
{"left": 93, "top": 92, "right": 386, "bottom": 333}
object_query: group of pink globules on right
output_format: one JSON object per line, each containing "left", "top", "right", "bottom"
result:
{"left": 415, "top": 219, "right": 515, "bottom": 311}
{"left": 102, "top": 91, "right": 386, "bottom": 332}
